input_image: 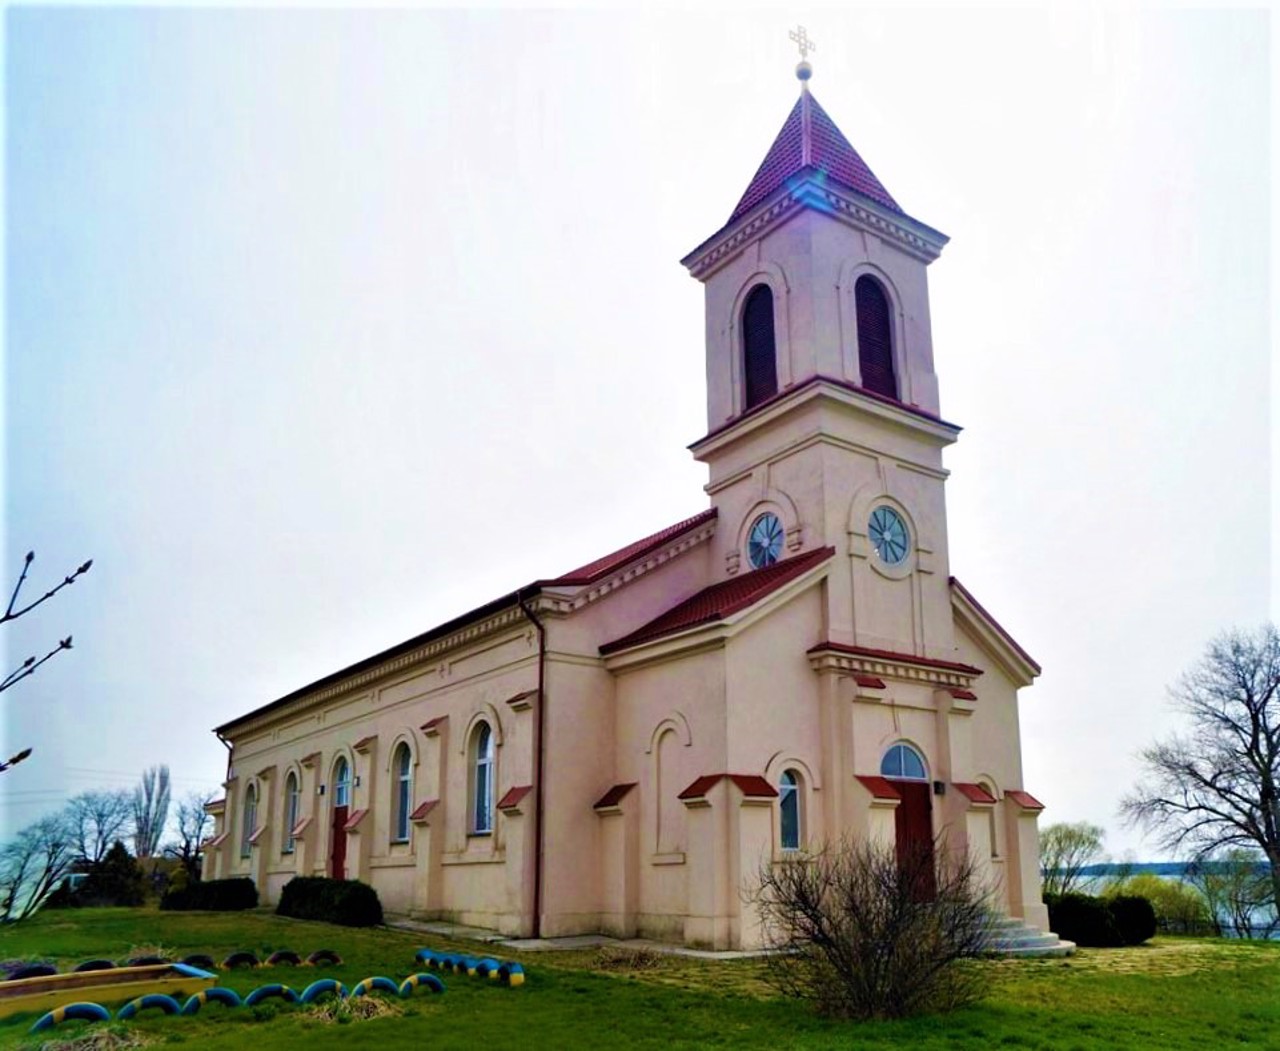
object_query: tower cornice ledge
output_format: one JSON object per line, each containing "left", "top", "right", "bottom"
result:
{"left": 689, "top": 374, "right": 960, "bottom": 461}
{"left": 807, "top": 642, "right": 983, "bottom": 689}
{"left": 681, "top": 175, "right": 949, "bottom": 281}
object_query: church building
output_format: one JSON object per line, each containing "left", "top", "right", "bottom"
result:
{"left": 205, "top": 52, "right": 1051, "bottom": 949}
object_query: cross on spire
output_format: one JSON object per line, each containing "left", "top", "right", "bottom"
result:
{"left": 789, "top": 25, "right": 816, "bottom": 60}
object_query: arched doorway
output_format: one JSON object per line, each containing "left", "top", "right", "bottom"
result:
{"left": 330, "top": 756, "right": 352, "bottom": 879}
{"left": 881, "top": 742, "right": 935, "bottom": 899}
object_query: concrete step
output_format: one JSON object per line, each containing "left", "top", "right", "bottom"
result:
{"left": 982, "top": 916, "right": 1076, "bottom": 958}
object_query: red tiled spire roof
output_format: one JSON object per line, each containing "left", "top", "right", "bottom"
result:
{"left": 600, "top": 547, "right": 834, "bottom": 654}
{"left": 728, "top": 89, "right": 901, "bottom": 224}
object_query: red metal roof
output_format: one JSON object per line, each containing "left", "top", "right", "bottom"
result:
{"left": 953, "top": 782, "right": 997, "bottom": 805}
{"left": 854, "top": 674, "right": 887, "bottom": 689}
{"left": 601, "top": 547, "right": 834, "bottom": 654}
{"left": 949, "top": 577, "right": 1042, "bottom": 675}
{"left": 808, "top": 641, "right": 984, "bottom": 677}
{"left": 343, "top": 808, "right": 369, "bottom": 832}
{"left": 300, "top": 752, "right": 321, "bottom": 767}
{"left": 497, "top": 785, "right": 533, "bottom": 810}
{"left": 410, "top": 799, "right": 440, "bottom": 821}
{"left": 1005, "top": 789, "right": 1045, "bottom": 811}
{"left": 855, "top": 775, "right": 902, "bottom": 801}
{"left": 290, "top": 817, "right": 312, "bottom": 837}
{"left": 420, "top": 716, "right": 448, "bottom": 733}
{"left": 949, "top": 688, "right": 978, "bottom": 701}
{"left": 677, "top": 773, "right": 779, "bottom": 801}
{"left": 353, "top": 735, "right": 376, "bottom": 752}
{"left": 545, "top": 509, "right": 717, "bottom": 586}
{"left": 728, "top": 89, "right": 901, "bottom": 225}
{"left": 593, "top": 782, "right": 638, "bottom": 809}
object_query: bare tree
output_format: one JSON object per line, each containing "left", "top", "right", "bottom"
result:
{"left": 67, "top": 789, "right": 133, "bottom": 865}
{"left": 1039, "top": 821, "right": 1106, "bottom": 897}
{"left": 1122, "top": 625, "right": 1280, "bottom": 912}
{"left": 1185, "top": 850, "right": 1278, "bottom": 940}
{"left": 0, "top": 813, "right": 76, "bottom": 922}
{"left": 164, "top": 791, "right": 214, "bottom": 877}
{"left": 752, "top": 837, "right": 996, "bottom": 1020}
{"left": 131, "top": 765, "right": 171, "bottom": 858}
{"left": 0, "top": 550, "right": 92, "bottom": 773}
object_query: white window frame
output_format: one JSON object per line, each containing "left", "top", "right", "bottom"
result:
{"left": 282, "top": 772, "right": 300, "bottom": 854}
{"left": 392, "top": 743, "right": 412, "bottom": 843}
{"left": 471, "top": 722, "right": 494, "bottom": 835}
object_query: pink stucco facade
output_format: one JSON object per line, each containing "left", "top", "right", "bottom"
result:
{"left": 205, "top": 81, "right": 1050, "bottom": 947}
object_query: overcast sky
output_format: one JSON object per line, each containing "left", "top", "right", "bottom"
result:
{"left": 2, "top": 6, "right": 1273, "bottom": 858}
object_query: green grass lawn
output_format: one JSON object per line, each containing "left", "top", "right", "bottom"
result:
{"left": 1, "top": 908, "right": 1278, "bottom": 1049}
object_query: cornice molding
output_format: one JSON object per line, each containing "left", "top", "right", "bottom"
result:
{"left": 691, "top": 377, "right": 958, "bottom": 464}
{"left": 226, "top": 606, "right": 530, "bottom": 738}
{"left": 682, "top": 178, "right": 947, "bottom": 281}
{"left": 808, "top": 646, "right": 981, "bottom": 690}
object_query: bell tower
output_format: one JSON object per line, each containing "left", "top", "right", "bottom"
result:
{"left": 681, "top": 45, "right": 963, "bottom": 661}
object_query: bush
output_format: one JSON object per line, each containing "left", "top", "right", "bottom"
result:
{"left": 1046, "top": 892, "right": 1121, "bottom": 946}
{"left": 753, "top": 837, "right": 995, "bottom": 1020}
{"left": 1105, "top": 874, "right": 1215, "bottom": 934}
{"left": 275, "top": 877, "right": 383, "bottom": 927}
{"left": 160, "top": 876, "right": 258, "bottom": 912}
{"left": 1108, "top": 894, "right": 1157, "bottom": 945}
{"left": 1046, "top": 891, "right": 1157, "bottom": 946}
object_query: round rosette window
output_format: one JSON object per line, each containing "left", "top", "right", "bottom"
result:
{"left": 868, "top": 506, "right": 910, "bottom": 565}
{"left": 747, "top": 512, "right": 784, "bottom": 569}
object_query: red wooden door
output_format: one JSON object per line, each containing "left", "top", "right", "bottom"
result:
{"left": 893, "top": 781, "right": 936, "bottom": 900}
{"left": 330, "top": 805, "right": 348, "bottom": 880}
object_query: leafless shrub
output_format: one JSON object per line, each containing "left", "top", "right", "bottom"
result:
{"left": 752, "top": 836, "right": 997, "bottom": 1020}
{"left": 308, "top": 995, "right": 404, "bottom": 1023}
{"left": 36, "top": 1024, "right": 149, "bottom": 1050}
{"left": 594, "top": 945, "right": 665, "bottom": 972}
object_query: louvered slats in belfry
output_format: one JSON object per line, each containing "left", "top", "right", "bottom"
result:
{"left": 855, "top": 276, "right": 897, "bottom": 400}
{"left": 742, "top": 285, "right": 778, "bottom": 410}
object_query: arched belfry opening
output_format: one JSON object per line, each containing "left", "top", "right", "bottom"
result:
{"left": 741, "top": 284, "right": 778, "bottom": 410}
{"left": 855, "top": 275, "right": 896, "bottom": 399}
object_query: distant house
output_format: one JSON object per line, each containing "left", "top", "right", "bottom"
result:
{"left": 204, "top": 65, "right": 1051, "bottom": 949}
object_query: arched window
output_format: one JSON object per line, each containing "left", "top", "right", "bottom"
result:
{"left": 981, "top": 779, "right": 1000, "bottom": 859}
{"left": 471, "top": 722, "right": 495, "bottom": 835}
{"left": 880, "top": 742, "right": 928, "bottom": 780}
{"left": 855, "top": 275, "right": 897, "bottom": 399}
{"left": 779, "top": 769, "right": 802, "bottom": 851}
{"left": 392, "top": 743, "right": 413, "bottom": 843}
{"left": 333, "top": 757, "right": 351, "bottom": 807}
{"left": 240, "top": 784, "right": 257, "bottom": 859}
{"left": 742, "top": 284, "right": 778, "bottom": 410}
{"left": 282, "top": 772, "right": 300, "bottom": 854}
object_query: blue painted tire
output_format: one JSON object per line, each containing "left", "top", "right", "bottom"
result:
{"left": 117, "top": 993, "right": 182, "bottom": 1020}
{"left": 350, "top": 975, "right": 400, "bottom": 998}
{"left": 306, "top": 948, "right": 343, "bottom": 967}
{"left": 181, "top": 987, "right": 243, "bottom": 1015}
{"left": 499, "top": 962, "right": 525, "bottom": 987}
{"left": 475, "top": 958, "right": 503, "bottom": 980}
{"left": 398, "top": 972, "right": 445, "bottom": 997}
{"left": 244, "top": 983, "right": 300, "bottom": 1007}
{"left": 414, "top": 949, "right": 439, "bottom": 967}
{"left": 29, "top": 1002, "right": 111, "bottom": 1033}
{"left": 299, "top": 978, "right": 348, "bottom": 1004}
